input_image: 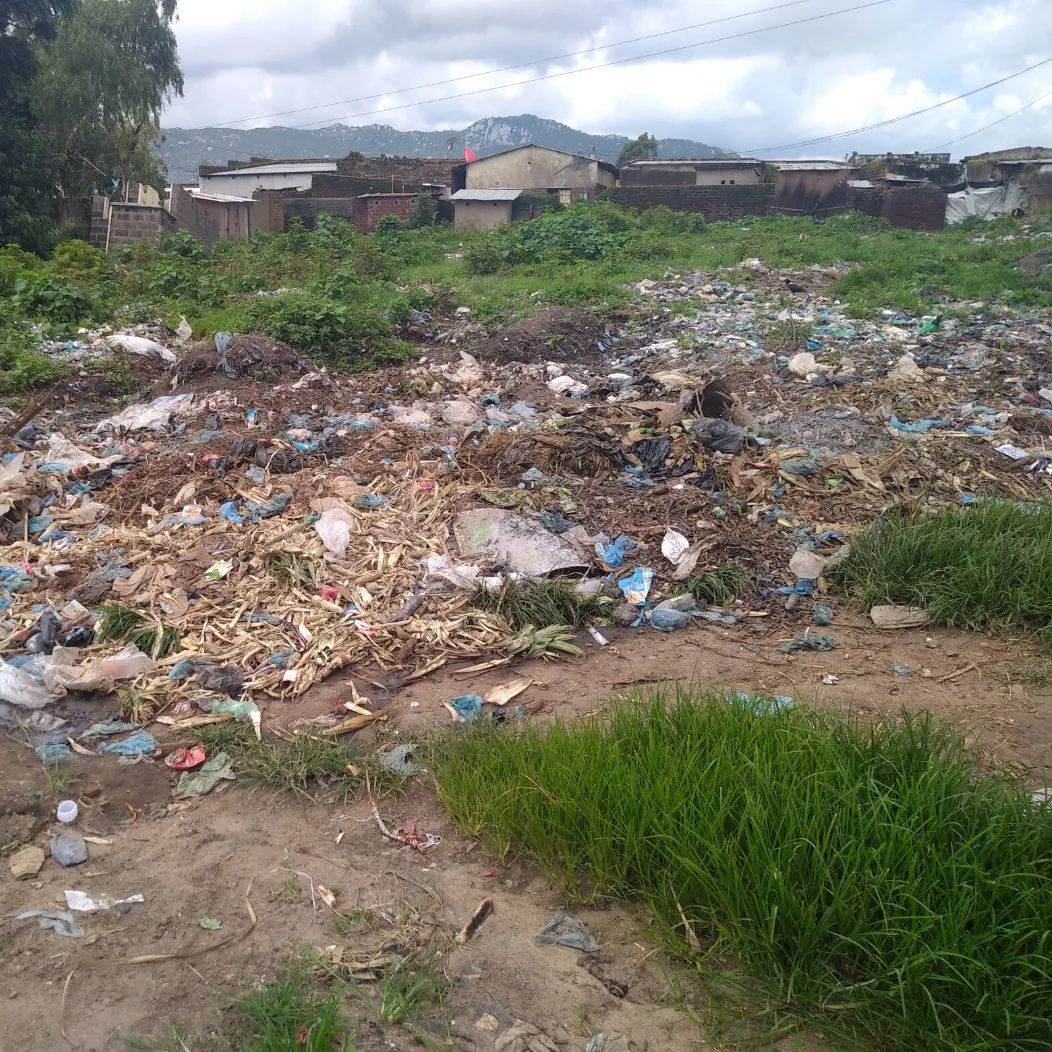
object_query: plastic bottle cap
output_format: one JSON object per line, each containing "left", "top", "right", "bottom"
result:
{"left": 56, "top": 800, "right": 78, "bottom": 824}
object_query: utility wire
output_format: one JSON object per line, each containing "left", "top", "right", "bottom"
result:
{"left": 742, "top": 57, "right": 1050, "bottom": 153}
{"left": 283, "top": 0, "right": 895, "bottom": 131}
{"left": 937, "top": 88, "right": 1051, "bottom": 147}
{"left": 218, "top": 0, "right": 826, "bottom": 127}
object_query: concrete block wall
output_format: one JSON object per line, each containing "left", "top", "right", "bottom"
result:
{"left": 88, "top": 199, "right": 176, "bottom": 250}
{"left": 357, "top": 194, "right": 415, "bottom": 232}
{"left": 282, "top": 196, "right": 358, "bottom": 230}
{"left": 608, "top": 185, "right": 775, "bottom": 219}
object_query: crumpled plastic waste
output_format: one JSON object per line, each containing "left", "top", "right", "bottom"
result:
{"left": 51, "top": 829, "right": 88, "bottom": 867}
{"left": 15, "top": 909, "right": 85, "bottom": 938}
{"left": 64, "top": 890, "right": 144, "bottom": 913}
{"left": 212, "top": 698, "right": 261, "bottom": 736}
{"left": 889, "top": 415, "right": 950, "bottom": 434}
{"left": 812, "top": 603, "right": 834, "bottom": 626}
{"left": 778, "top": 633, "right": 837, "bottom": 653}
{"left": 422, "top": 554, "right": 481, "bottom": 590}
{"left": 175, "top": 751, "right": 236, "bottom": 798}
{"left": 79, "top": 719, "right": 138, "bottom": 740}
{"left": 533, "top": 912, "right": 599, "bottom": 953}
{"left": 447, "top": 694, "right": 484, "bottom": 722}
{"left": 618, "top": 567, "right": 653, "bottom": 607}
{"left": 95, "top": 394, "right": 193, "bottom": 433}
{"left": 98, "top": 729, "right": 158, "bottom": 757}
{"left": 314, "top": 505, "right": 356, "bottom": 556}
{"left": 729, "top": 692, "right": 795, "bottom": 714}
{"left": 165, "top": 745, "right": 207, "bottom": 770}
{"left": 105, "top": 333, "right": 176, "bottom": 364}
{"left": 0, "top": 659, "right": 62, "bottom": 708}
{"left": 377, "top": 743, "right": 423, "bottom": 775}
{"left": 691, "top": 417, "right": 745, "bottom": 453}
{"left": 594, "top": 533, "right": 635, "bottom": 569}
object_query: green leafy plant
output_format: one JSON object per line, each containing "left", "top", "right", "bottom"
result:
{"left": 678, "top": 561, "right": 751, "bottom": 606}
{"left": 472, "top": 578, "right": 605, "bottom": 631}
{"left": 11, "top": 274, "right": 94, "bottom": 323}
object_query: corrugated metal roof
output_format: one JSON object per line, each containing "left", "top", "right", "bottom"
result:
{"left": 211, "top": 162, "right": 337, "bottom": 177}
{"left": 776, "top": 161, "right": 855, "bottom": 172}
{"left": 187, "top": 189, "right": 254, "bottom": 203}
{"left": 627, "top": 158, "right": 761, "bottom": 167}
{"left": 450, "top": 188, "right": 523, "bottom": 202}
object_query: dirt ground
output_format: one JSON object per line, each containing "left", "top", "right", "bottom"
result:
{"left": 1, "top": 615, "right": 1048, "bottom": 1051}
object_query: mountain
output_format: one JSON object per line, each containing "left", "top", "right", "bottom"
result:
{"left": 158, "top": 114, "right": 733, "bottom": 183}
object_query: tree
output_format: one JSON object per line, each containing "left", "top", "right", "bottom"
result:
{"left": 616, "top": 132, "right": 658, "bottom": 169}
{"left": 33, "top": 0, "right": 183, "bottom": 203}
{"left": 0, "top": 1, "right": 73, "bottom": 252}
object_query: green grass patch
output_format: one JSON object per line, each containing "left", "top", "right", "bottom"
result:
{"left": 836, "top": 500, "right": 1052, "bottom": 644}
{"left": 225, "top": 974, "right": 355, "bottom": 1051}
{"left": 677, "top": 560, "right": 751, "bottom": 606}
{"left": 430, "top": 690, "right": 1051, "bottom": 1050}
{"left": 471, "top": 577, "right": 605, "bottom": 631}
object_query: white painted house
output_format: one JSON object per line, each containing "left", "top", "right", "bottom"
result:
{"left": 197, "top": 161, "right": 338, "bottom": 198}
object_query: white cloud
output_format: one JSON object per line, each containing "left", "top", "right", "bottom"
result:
{"left": 162, "top": 0, "right": 1052, "bottom": 157}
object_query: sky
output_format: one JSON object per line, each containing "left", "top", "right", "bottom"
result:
{"left": 160, "top": 0, "right": 1052, "bottom": 158}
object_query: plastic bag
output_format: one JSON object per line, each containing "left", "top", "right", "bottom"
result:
{"left": 314, "top": 506, "right": 356, "bottom": 556}
{"left": 0, "top": 661, "right": 62, "bottom": 709}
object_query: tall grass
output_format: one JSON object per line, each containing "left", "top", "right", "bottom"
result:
{"left": 836, "top": 501, "right": 1052, "bottom": 644}
{"left": 430, "top": 691, "right": 1051, "bottom": 1050}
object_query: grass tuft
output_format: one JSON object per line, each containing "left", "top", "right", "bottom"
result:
{"left": 471, "top": 577, "right": 604, "bottom": 631}
{"left": 377, "top": 955, "right": 448, "bottom": 1028}
{"left": 98, "top": 604, "right": 180, "bottom": 657}
{"left": 226, "top": 973, "right": 355, "bottom": 1051}
{"left": 677, "top": 561, "right": 751, "bottom": 606}
{"left": 429, "top": 690, "right": 1052, "bottom": 1050}
{"left": 836, "top": 500, "right": 1052, "bottom": 644}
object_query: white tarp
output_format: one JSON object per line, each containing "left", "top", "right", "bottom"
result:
{"left": 946, "top": 184, "right": 1026, "bottom": 225}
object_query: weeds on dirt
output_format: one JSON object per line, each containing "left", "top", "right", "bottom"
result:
{"left": 44, "top": 762, "right": 73, "bottom": 799}
{"left": 471, "top": 577, "right": 604, "bottom": 631}
{"left": 430, "top": 689, "right": 1052, "bottom": 1051}
{"left": 678, "top": 561, "right": 751, "bottom": 606}
{"left": 225, "top": 973, "right": 355, "bottom": 1051}
{"left": 188, "top": 723, "right": 404, "bottom": 801}
{"left": 836, "top": 500, "right": 1052, "bottom": 645}
{"left": 764, "top": 318, "right": 813, "bottom": 352}
{"left": 377, "top": 955, "right": 448, "bottom": 1029}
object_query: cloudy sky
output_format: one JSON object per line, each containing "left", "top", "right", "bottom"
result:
{"left": 161, "top": 0, "right": 1051, "bottom": 157}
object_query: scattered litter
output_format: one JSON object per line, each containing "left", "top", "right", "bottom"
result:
{"left": 98, "top": 729, "right": 158, "bottom": 757}
{"left": 15, "top": 909, "right": 84, "bottom": 939}
{"left": 778, "top": 634, "right": 837, "bottom": 653}
{"left": 377, "top": 744, "right": 422, "bottom": 776}
{"left": 175, "top": 751, "right": 235, "bottom": 798}
{"left": 730, "top": 692, "right": 795, "bottom": 714}
{"left": 618, "top": 567, "right": 654, "bottom": 607}
{"left": 455, "top": 509, "right": 588, "bottom": 577}
{"left": 454, "top": 897, "right": 495, "bottom": 944}
{"left": 446, "top": 694, "right": 484, "bottom": 722}
{"left": 484, "top": 677, "right": 533, "bottom": 707}
{"left": 811, "top": 603, "right": 834, "bottom": 626}
{"left": 165, "top": 745, "right": 207, "bottom": 770}
{"left": 64, "top": 890, "right": 144, "bottom": 913}
{"left": 533, "top": 912, "right": 599, "bottom": 953}
{"left": 56, "top": 799, "right": 78, "bottom": 823}
{"left": 199, "top": 917, "right": 222, "bottom": 931}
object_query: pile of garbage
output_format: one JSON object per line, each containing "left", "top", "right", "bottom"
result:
{"left": 2, "top": 259, "right": 1049, "bottom": 776}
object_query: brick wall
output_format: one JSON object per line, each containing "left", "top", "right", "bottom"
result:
{"left": 336, "top": 152, "right": 457, "bottom": 186}
{"left": 608, "top": 185, "right": 775, "bottom": 219}
{"left": 89, "top": 199, "right": 176, "bottom": 250}
{"left": 877, "top": 185, "right": 947, "bottom": 230}
{"left": 283, "top": 196, "right": 358, "bottom": 229}
{"left": 845, "top": 184, "right": 946, "bottom": 229}
{"left": 356, "top": 194, "right": 415, "bottom": 232}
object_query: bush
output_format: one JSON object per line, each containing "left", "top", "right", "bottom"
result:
{"left": 247, "top": 290, "right": 391, "bottom": 363}
{"left": 47, "top": 238, "right": 114, "bottom": 283}
{"left": 10, "top": 273, "right": 94, "bottom": 323}
{"left": 408, "top": 192, "right": 438, "bottom": 229}
{"left": 432, "top": 691, "right": 1052, "bottom": 1050}
{"left": 0, "top": 322, "right": 66, "bottom": 390}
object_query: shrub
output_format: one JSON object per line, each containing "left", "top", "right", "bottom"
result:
{"left": 247, "top": 290, "right": 391, "bottom": 363}
{"left": 11, "top": 274, "right": 94, "bottom": 323}
{"left": 0, "top": 322, "right": 66, "bottom": 390}
{"left": 408, "top": 192, "right": 438, "bottom": 229}
{"left": 432, "top": 691, "right": 1052, "bottom": 1050}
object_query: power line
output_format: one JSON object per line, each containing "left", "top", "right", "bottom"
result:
{"left": 284, "top": 0, "right": 895, "bottom": 131}
{"left": 938, "top": 88, "right": 1051, "bottom": 148}
{"left": 743, "top": 57, "right": 1051, "bottom": 153}
{"left": 219, "top": 0, "right": 825, "bottom": 128}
